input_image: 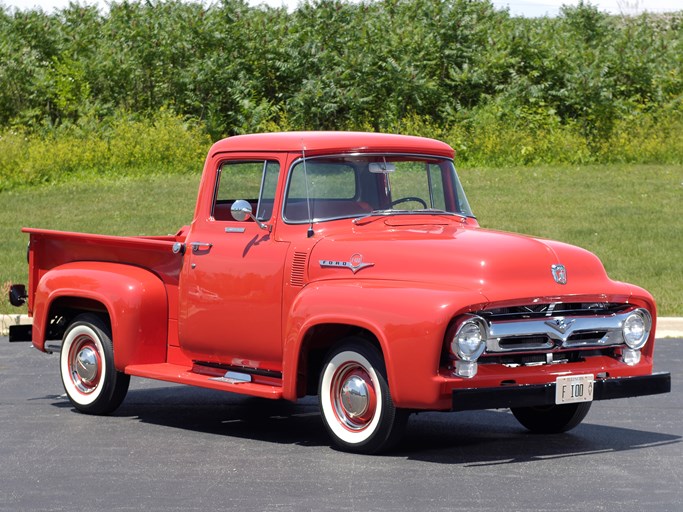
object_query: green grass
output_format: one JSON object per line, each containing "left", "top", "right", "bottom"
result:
{"left": 0, "top": 174, "right": 202, "bottom": 312}
{"left": 1, "top": 164, "right": 681, "bottom": 315}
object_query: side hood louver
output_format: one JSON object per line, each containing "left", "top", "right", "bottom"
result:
{"left": 290, "top": 251, "right": 309, "bottom": 287}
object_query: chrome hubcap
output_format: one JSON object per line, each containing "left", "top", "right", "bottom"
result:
{"left": 331, "top": 363, "right": 378, "bottom": 431}
{"left": 68, "top": 334, "right": 102, "bottom": 394}
{"left": 76, "top": 347, "right": 98, "bottom": 383}
{"left": 340, "top": 375, "right": 369, "bottom": 418}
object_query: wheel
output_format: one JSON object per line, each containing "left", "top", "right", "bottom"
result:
{"left": 318, "top": 338, "right": 408, "bottom": 454}
{"left": 60, "top": 313, "right": 130, "bottom": 415}
{"left": 511, "top": 402, "right": 592, "bottom": 434}
{"left": 390, "top": 196, "right": 428, "bottom": 208}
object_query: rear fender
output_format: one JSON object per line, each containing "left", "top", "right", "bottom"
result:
{"left": 32, "top": 262, "right": 168, "bottom": 370}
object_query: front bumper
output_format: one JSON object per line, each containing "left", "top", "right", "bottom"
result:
{"left": 451, "top": 372, "right": 671, "bottom": 411}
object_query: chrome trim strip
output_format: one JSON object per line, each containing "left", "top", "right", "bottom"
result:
{"left": 485, "top": 308, "right": 648, "bottom": 353}
{"left": 209, "top": 371, "right": 253, "bottom": 384}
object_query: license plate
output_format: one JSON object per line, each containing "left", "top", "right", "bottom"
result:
{"left": 555, "top": 374, "right": 594, "bottom": 404}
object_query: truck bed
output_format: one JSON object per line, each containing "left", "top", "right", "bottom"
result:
{"left": 24, "top": 227, "right": 187, "bottom": 315}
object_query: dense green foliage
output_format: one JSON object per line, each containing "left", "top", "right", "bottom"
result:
{"left": 0, "top": 0, "right": 682, "bottom": 190}
{"left": 0, "top": 110, "right": 211, "bottom": 188}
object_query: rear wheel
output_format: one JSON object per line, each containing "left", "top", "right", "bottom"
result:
{"left": 511, "top": 402, "right": 592, "bottom": 434}
{"left": 60, "top": 314, "right": 129, "bottom": 415}
{"left": 319, "top": 338, "right": 407, "bottom": 454}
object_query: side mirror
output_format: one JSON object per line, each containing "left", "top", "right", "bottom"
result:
{"left": 230, "top": 199, "right": 253, "bottom": 222}
{"left": 230, "top": 200, "right": 271, "bottom": 232}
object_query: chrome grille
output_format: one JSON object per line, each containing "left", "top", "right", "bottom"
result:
{"left": 479, "top": 303, "right": 637, "bottom": 354}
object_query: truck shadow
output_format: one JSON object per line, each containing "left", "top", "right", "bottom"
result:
{"left": 94, "top": 385, "right": 681, "bottom": 464}
{"left": 396, "top": 410, "right": 681, "bottom": 465}
{"left": 114, "top": 386, "right": 330, "bottom": 448}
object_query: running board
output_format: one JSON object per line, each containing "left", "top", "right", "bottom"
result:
{"left": 125, "top": 363, "right": 283, "bottom": 399}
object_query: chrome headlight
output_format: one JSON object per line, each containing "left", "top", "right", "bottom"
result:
{"left": 451, "top": 316, "right": 488, "bottom": 362}
{"left": 622, "top": 309, "right": 651, "bottom": 350}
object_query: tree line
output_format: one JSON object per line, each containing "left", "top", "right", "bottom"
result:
{"left": 0, "top": 0, "right": 681, "bottom": 178}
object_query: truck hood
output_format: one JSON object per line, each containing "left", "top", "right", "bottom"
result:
{"left": 308, "top": 219, "right": 631, "bottom": 304}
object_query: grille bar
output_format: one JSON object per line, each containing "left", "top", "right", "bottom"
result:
{"left": 483, "top": 305, "right": 641, "bottom": 353}
{"left": 480, "top": 302, "right": 625, "bottom": 321}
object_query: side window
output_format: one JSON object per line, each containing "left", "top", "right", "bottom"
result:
{"left": 256, "top": 161, "right": 280, "bottom": 221}
{"left": 213, "top": 161, "right": 280, "bottom": 222}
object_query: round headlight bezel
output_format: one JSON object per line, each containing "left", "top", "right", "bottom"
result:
{"left": 622, "top": 308, "right": 651, "bottom": 350}
{"left": 451, "top": 316, "right": 488, "bottom": 362}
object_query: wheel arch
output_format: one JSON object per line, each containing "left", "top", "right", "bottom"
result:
{"left": 32, "top": 262, "right": 169, "bottom": 370}
{"left": 292, "top": 322, "right": 385, "bottom": 398}
{"left": 40, "top": 295, "right": 111, "bottom": 343}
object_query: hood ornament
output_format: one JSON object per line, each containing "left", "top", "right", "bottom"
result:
{"left": 551, "top": 264, "right": 567, "bottom": 285}
{"left": 320, "top": 253, "right": 374, "bottom": 274}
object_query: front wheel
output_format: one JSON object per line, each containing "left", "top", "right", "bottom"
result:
{"left": 60, "top": 313, "right": 130, "bottom": 415}
{"left": 511, "top": 402, "right": 592, "bottom": 434}
{"left": 319, "top": 338, "right": 407, "bottom": 454}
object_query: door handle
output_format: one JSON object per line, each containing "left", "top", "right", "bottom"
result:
{"left": 190, "top": 242, "right": 213, "bottom": 253}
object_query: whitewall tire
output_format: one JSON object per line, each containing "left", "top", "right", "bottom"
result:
{"left": 60, "top": 314, "right": 129, "bottom": 415}
{"left": 319, "top": 338, "right": 407, "bottom": 454}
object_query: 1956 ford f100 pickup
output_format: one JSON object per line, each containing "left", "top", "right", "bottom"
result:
{"left": 9, "top": 131, "right": 670, "bottom": 453}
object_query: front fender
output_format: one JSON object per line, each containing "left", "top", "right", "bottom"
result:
{"left": 282, "top": 279, "right": 487, "bottom": 406}
{"left": 32, "top": 262, "right": 168, "bottom": 370}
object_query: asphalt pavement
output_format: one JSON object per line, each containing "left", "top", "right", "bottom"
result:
{"left": 1, "top": 336, "right": 681, "bottom": 512}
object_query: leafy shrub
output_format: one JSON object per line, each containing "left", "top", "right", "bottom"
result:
{"left": 0, "top": 109, "right": 211, "bottom": 190}
{"left": 599, "top": 105, "right": 683, "bottom": 164}
{"left": 453, "top": 102, "right": 592, "bottom": 167}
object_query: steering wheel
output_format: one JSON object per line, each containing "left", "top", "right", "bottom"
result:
{"left": 390, "top": 196, "right": 428, "bottom": 208}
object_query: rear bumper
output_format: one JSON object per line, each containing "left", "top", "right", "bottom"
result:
{"left": 452, "top": 372, "right": 671, "bottom": 411}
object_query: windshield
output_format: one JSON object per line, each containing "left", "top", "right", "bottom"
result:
{"left": 283, "top": 154, "right": 474, "bottom": 223}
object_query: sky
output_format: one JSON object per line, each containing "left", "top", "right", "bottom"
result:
{"left": 0, "top": 0, "right": 681, "bottom": 17}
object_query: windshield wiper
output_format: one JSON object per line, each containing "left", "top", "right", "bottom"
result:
{"left": 352, "top": 210, "right": 398, "bottom": 225}
{"left": 353, "top": 209, "right": 467, "bottom": 225}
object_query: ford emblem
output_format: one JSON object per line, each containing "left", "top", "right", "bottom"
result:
{"left": 551, "top": 264, "right": 567, "bottom": 285}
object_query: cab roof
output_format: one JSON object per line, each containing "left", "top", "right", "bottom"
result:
{"left": 209, "top": 131, "right": 455, "bottom": 158}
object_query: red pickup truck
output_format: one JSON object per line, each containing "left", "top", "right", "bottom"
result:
{"left": 10, "top": 131, "right": 670, "bottom": 453}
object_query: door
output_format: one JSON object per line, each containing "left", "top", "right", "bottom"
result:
{"left": 178, "top": 159, "right": 289, "bottom": 370}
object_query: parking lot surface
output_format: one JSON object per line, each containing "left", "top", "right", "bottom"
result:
{"left": 1, "top": 336, "right": 680, "bottom": 512}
